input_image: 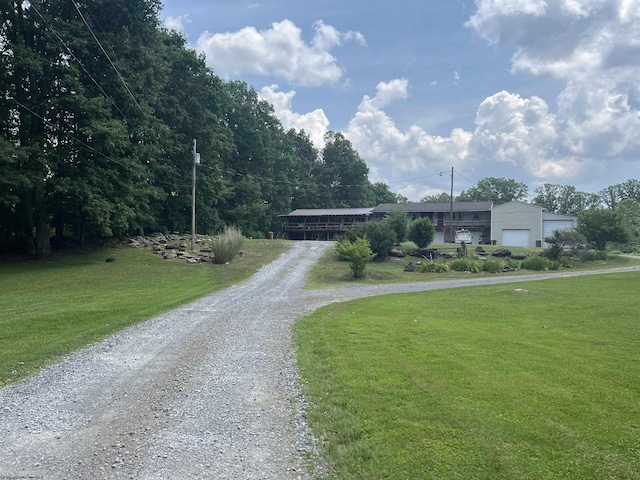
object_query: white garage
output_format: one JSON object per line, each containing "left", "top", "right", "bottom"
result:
{"left": 543, "top": 220, "right": 574, "bottom": 239}
{"left": 502, "top": 229, "right": 531, "bottom": 247}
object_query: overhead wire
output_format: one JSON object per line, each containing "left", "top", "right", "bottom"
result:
{"left": 71, "top": 0, "right": 144, "bottom": 116}
{"left": 15, "top": 3, "right": 474, "bottom": 197}
{"left": 28, "top": 1, "right": 130, "bottom": 123}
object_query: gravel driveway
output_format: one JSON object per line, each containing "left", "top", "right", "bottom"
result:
{"left": 1, "top": 241, "right": 639, "bottom": 479}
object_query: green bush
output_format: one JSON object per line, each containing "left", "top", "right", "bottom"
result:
{"left": 383, "top": 210, "right": 409, "bottom": 244}
{"left": 336, "top": 236, "right": 375, "bottom": 278}
{"left": 581, "top": 250, "right": 608, "bottom": 261}
{"left": 520, "top": 255, "right": 550, "bottom": 271}
{"left": 450, "top": 258, "right": 481, "bottom": 273}
{"left": 419, "top": 262, "right": 450, "bottom": 273}
{"left": 506, "top": 259, "right": 520, "bottom": 270}
{"left": 481, "top": 258, "right": 503, "bottom": 273}
{"left": 408, "top": 217, "right": 436, "bottom": 248}
{"left": 212, "top": 225, "right": 244, "bottom": 264}
{"left": 345, "top": 222, "right": 397, "bottom": 258}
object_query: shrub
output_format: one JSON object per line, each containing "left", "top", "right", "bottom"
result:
{"left": 383, "top": 210, "right": 409, "bottom": 244}
{"left": 408, "top": 217, "right": 436, "bottom": 248}
{"left": 544, "top": 228, "right": 586, "bottom": 260}
{"left": 345, "top": 222, "right": 397, "bottom": 259}
{"left": 520, "top": 255, "right": 550, "bottom": 271}
{"left": 481, "top": 259, "right": 503, "bottom": 273}
{"left": 505, "top": 259, "right": 520, "bottom": 270}
{"left": 450, "top": 258, "right": 481, "bottom": 273}
{"left": 580, "top": 250, "right": 608, "bottom": 262}
{"left": 336, "top": 236, "right": 375, "bottom": 278}
{"left": 212, "top": 226, "right": 244, "bottom": 264}
{"left": 419, "top": 262, "right": 450, "bottom": 273}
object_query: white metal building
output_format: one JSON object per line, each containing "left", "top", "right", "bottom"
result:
{"left": 491, "top": 201, "right": 577, "bottom": 247}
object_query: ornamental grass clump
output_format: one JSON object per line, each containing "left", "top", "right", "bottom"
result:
{"left": 419, "top": 261, "right": 450, "bottom": 273}
{"left": 450, "top": 258, "right": 481, "bottom": 273}
{"left": 481, "top": 258, "right": 503, "bottom": 273}
{"left": 212, "top": 226, "right": 244, "bottom": 264}
{"left": 520, "top": 255, "right": 551, "bottom": 271}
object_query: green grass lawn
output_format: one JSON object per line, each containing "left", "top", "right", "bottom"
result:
{"left": 294, "top": 272, "right": 640, "bottom": 479}
{"left": 307, "top": 242, "right": 640, "bottom": 288}
{"left": 0, "top": 240, "right": 291, "bottom": 386}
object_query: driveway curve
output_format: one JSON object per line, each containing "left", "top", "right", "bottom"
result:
{"left": 1, "top": 241, "right": 639, "bottom": 479}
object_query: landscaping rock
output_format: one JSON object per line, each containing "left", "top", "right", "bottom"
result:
{"left": 404, "top": 263, "right": 419, "bottom": 272}
{"left": 492, "top": 248, "right": 512, "bottom": 257}
{"left": 389, "top": 249, "right": 406, "bottom": 258}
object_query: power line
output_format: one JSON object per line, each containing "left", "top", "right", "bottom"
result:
{"left": 71, "top": 0, "right": 144, "bottom": 116}
{"left": 28, "top": 1, "right": 130, "bottom": 122}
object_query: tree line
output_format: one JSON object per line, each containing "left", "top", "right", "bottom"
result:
{"left": 1, "top": 0, "right": 400, "bottom": 256}
{"left": 3, "top": 1, "right": 638, "bottom": 257}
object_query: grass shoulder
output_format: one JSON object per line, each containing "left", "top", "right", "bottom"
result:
{"left": 0, "top": 239, "right": 292, "bottom": 386}
{"left": 306, "top": 241, "right": 640, "bottom": 289}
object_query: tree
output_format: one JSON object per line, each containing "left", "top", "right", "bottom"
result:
{"left": 367, "top": 181, "right": 400, "bottom": 205}
{"left": 408, "top": 217, "right": 436, "bottom": 248}
{"left": 420, "top": 192, "right": 453, "bottom": 203}
{"left": 383, "top": 209, "right": 409, "bottom": 244}
{"left": 600, "top": 180, "right": 640, "bottom": 209}
{"left": 543, "top": 228, "right": 586, "bottom": 260}
{"left": 457, "top": 177, "right": 528, "bottom": 205}
{"left": 315, "top": 131, "right": 371, "bottom": 208}
{"left": 336, "top": 236, "right": 375, "bottom": 278}
{"left": 577, "top": 209, "right": 630, "bottom": 251}
{"left": 615, "top": 198, "right": 640, "bottom": 250}
{"left": 532, "top": 184, "right": 601, "bottom": 215}
{"left": 344, "top": 221, "right": 397, "bottom": 258}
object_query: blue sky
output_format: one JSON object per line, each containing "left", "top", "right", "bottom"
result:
{"left": 160, "top": 0, "right": 640, "bottom": 202}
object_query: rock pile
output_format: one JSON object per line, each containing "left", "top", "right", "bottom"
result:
{"left": 114, "top": 233, "right": 218, "bottom": 263}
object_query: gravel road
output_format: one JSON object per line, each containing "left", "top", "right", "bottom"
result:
{"left": 1, "top": 241, "right": 639, "bottom": 479}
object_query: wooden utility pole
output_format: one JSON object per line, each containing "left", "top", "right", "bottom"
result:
{"left": 191, "top": 139, "right": 200, "bottom": 252}
{"left": 449, "top": 166, "right": 454, "bottom": 243}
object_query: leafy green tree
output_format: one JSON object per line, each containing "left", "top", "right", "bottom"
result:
{"left": 383, "top": 209, "right": 409, "bottom": 244}
{"left": 615, "top": 198, "right": 640, "bottom": 250}
{"left": 533, "top": 184, "right": 601, "bottom": 215}
{"left": 600, "top": 180, "right": 640, "bottom": 209}
{"left": 336, "top": 236, "right": 375, "bottom": 278}
{"left": 315, "top": 131, "right": 371, "bottom": 208}
{"left": 408, "top": 217, "right": 436, "bottom": 248}
{"left": 420, "top": 192, "right": 453, "bottom": 203}
{"left": 544, "top": 228, "right": 586, "bottom": 260}
{"left": 577, "top": 209, "right": 630, "bottom": 251}
{"left": 367, "top": 182, "right": 399, "bottom": 205}
{"left": 457, "top": 177, "right": 528, "bottom": 205}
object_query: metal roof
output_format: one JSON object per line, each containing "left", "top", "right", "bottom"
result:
{"left": 373, "top": 201, "right": 493, "bottom": 213}
{"left": 282, "top": 208, "right": 375, "bottom": 217}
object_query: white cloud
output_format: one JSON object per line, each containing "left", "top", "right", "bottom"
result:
{"left": 195, "top": 19, "right": 365, "bottom": 86}
{"left": 345, "top": 79, "right": 473, "bottom": 183}
{"left": 163, "top": 15, "right": 189, "bottom": 33}
{"left": 258, "top": 85, "right": 330, "bottom": 149}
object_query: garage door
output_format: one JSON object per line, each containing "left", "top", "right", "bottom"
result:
{"left": 543, "top": 220, "right": 574, "bottom": 240}
{"left": 502, "top": 229, "right": 530, "bottom": 247}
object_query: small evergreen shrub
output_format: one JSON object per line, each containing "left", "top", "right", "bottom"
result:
{"left": 408, "top": 217, "right": 436, "bottom": 248}
{"left": 520, "top": 255, "right": 550, "bottom": 271}
{"left": 481, "top": 258, "right": 503, "bottom": 273}
{"left": 212, "top": 226, "right": 244, "bottom": 264}
{"left": 450, "top": 258, "right": 481, "bottom": 273}
{"left": 419, "top": 262, "right": 450, "bottom": 273}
